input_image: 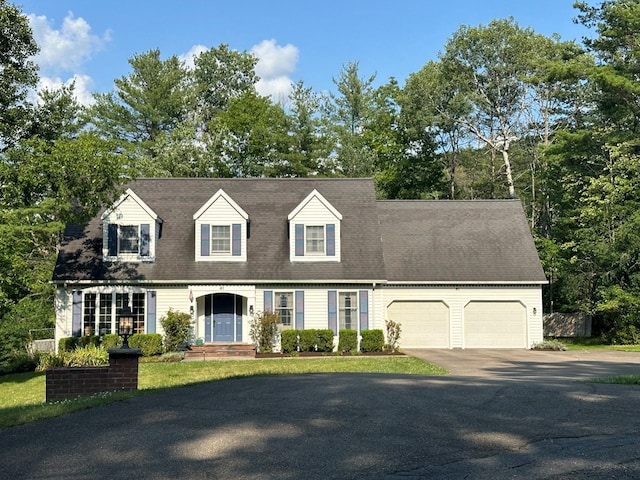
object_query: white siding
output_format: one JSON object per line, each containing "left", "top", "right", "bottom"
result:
{"left": 54, "top": 288, "right": 71, "bottom": 352}
{"left": 102, "top": 194, "right": 158, "bottom": 261}
{"left": 382, "top": 285, "right": 543, "bottom": 349}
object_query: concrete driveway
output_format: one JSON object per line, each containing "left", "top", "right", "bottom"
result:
{"left": 1, "top": 350, "right": 639, "bottom": 479}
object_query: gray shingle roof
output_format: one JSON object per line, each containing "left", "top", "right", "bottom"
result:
{"left": 53, "top": 179, "right": 546, "bottom": 285}
{"left": 377, "top": 200, "right": 547, "bottom": 283}
{"left": 53, "top": 178, "right": 387, "bottom": 283}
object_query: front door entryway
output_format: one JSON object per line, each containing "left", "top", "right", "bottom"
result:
{"left": 204, "top": 293, "right": 244, "bottom": 342}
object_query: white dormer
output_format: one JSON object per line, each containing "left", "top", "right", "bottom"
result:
{"left": 193, "top": 189, "right": 249, "bottom": 262}
{"left": 288, "top": 189, "right": 342, "bottom": 262}
{"left": 102, "top": 188, "right": 162, "bottom": 262}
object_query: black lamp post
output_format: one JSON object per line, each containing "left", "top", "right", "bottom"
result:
{"left": 117, "top": 305, "right": 134, "bottom": 348}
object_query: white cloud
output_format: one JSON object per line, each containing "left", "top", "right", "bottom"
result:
{"left": 28, "top": 12, "right": 109, "bottom": 72}
{"left": 251, "top": 39, "right": 298, "bottom": 102}
{"left": 36, "top": 74, "right": 96, "bottom": 106}
{"left": 179, "top": 44, "right": 208, "bottom": 70}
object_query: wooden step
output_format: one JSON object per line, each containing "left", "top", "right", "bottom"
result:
{"left": 184, "top": 343, "right": 255, "bottom": 360}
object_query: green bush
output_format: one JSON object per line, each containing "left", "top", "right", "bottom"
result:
{"left": 58, "top": 337, "right": 78, "bottom": 353}
{"left": 100, "top": 333, "right": 122, "bottom": 350}
{"left": 281, "top": 330, "right": 298, "bottom": 353}
{"left": 160, "top": 310, "right": 192, "bottom": 352}
{"left": 361, "top": 329, "right": 384, "bottom": 352}
{"left": 36, "top": 345, "right": 109, "bottom": 371}
{"left": 532, "top": 339, "right": 567, "bottom": 351}
{"left": 129, "top": 333, "right": 163, "bottom": 356}
{"left": 78, "top": 335, "right": 100, "bottom": 348}
{"left": 316, "top": 329, "right": 334, "bottom": 352}
{"left": 249, "top": 311, "right": 280, "bottom": 353}
{"left": 298, "top": 329, "right": 317, "bottom": 351}
{"left": 338, "top": 329, "right": 358, "bottom": 353}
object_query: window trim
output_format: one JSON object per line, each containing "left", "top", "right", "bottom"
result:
{"left": 211, "top": 224, "right": 231, "bottom": 255}
{"left": 305, "top": 225, "right": 325, "bottom": 256}
{"left": 275, "top": 291, "right": 294, "bottom": 328}
{"left": 118, "top": 225, "right": 140, "bottom": 255}
{"left": 338, "top": 291, "right": 358, "bottom": 331}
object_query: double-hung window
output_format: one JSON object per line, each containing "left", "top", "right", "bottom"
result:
{"left": 306, "top": 226, "right": 325, "bottom": 255}
{"left": 119, "top": 225, "right": 140, "bottom": 254}
{"left": 211, "top": 225, "right": 231, "bottom": 254}
{"left": 275, "top": 292, "right": 293, "bottom": 328}
{"left": 339, "top": 292, "right": 358, "bottom": 330}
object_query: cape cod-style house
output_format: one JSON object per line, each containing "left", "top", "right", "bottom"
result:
{"left": 52, "top": 178, "right": 547, "bottom": 350}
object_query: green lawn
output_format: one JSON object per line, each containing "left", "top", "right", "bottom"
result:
{"left": 559, "top": 337, "right": 640, "bottom": 352}
{"left": 0, "top": 356, "right": 445, "bottom": 429}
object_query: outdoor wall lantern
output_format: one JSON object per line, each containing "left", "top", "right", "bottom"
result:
{"left": 118, "top": 305, "right": 134, "bottom": 348}
{"left": 249, "top": 305, "right": 254, "bottom": 315}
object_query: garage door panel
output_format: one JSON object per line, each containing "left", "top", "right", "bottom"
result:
{"left": 387, "top": 301, "right": 449, "bottom": 348}
{"left": 464, "top": 301, "right": 525, "bottom": 348}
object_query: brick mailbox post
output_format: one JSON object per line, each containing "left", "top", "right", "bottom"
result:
{"left": 46, "top": 348, "right": 143, "bottom": 402}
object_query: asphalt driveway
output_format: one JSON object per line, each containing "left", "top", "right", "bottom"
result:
{"left": 1, "top": 350, "right": 639, "bottom": 479}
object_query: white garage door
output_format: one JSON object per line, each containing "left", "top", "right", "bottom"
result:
{"left": 464, "top": 301, "right": 526, "bottom": 348}
{"left": 387, "top": 301, "right": 449, "bottom": 348}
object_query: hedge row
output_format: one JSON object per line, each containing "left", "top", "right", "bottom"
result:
{"left": 280, "top": 328, "right": 385, "bottom": 354}
{"left": 58, "top": 333, "right": 163, "bottom": 357}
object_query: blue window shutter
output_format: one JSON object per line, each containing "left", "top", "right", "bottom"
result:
{"left": 204, "top": 295, "right": 212, "bottom": 342}
{"left": 295, "top": 224, "right": 304, "bottom": 256}
{"left": 140, "top": 224, "right": 150, "bottom": 256}
{"left": 72, "top": 291, "right": 82, "bottom": 337}
{"left": 107, "top": 224, "right": 118, "bottom": 256}
{"left": 200, "top": 224, "right": 210, "bottom": 257}
{"left": 235, "top": 295, "right": 243, "bottom": 342}
{"left": 328, "top": 290, "right": 337, "bottom": 335}
{"left": 264, "top": 290, "right": 273, "bottom": 312}
{"left": 326, "top": 224, "right": 335, "bottom": 256}
{"left": 359, "top": 290, "right": 369, "bottom": 331}
{"left": 232, "top": 223, "right": 241, "bottom": 256}
{"left": 146, "top": 291, "right": 156, "bottom": 333}
{"left": 295, "top": 291, "right": 304, "bottom": 330}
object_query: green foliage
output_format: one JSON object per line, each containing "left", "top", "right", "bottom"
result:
{"left": 360, "top": 329, "right": 385, "bottom": 352}
{"left": 385, "top": 320, "right": 402, "bottom": 352}
{"left": 160, "top": 310, "right": 192, "bottom": 352}
{"left": 36, "top": 345, "right": 109, "bottom": 371}
{"left": 129, "top": 334, "right": 163, "bottom": 356}
{"left": 280, "top": 330, "right": 298, "bottom": 354}
{"left": 78, "top": 336, "right": 100, "bottom": 348}
{"left": 298, "top": 329, "right": 318, "bottom": 352}
{"left": 338, "top": 329, "right": 358, "bottom": 353}
{"left": 315, "top": 330, "right": 335, "bottom": 353}
{"left": 58, "top": 337, "right": 78, "bottom": 353}
{"left": 531, "top": 339, "right": 567, "bottom": 351}
{"left": 249, "top": 311, "right": 280, "bottom": 353}
{"left": 100, "top": 334, "right": 123, "bottom": 350}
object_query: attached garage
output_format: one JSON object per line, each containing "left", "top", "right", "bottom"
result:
{"left": 464, "top": 301, "right": 526, "bottom": 348}
{"left": 388, "top": 301, "right": 450, "bottom": 348}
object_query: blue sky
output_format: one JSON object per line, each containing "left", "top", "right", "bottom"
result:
{"left": 18, "top": 0, "right": 594, "bottom": 105}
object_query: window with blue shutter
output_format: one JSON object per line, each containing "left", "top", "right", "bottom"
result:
{"left": 107, "top": 224, "right": 118, "bottom": 256}
{"left": 328, "top": 290, "right": 337, "bottom": 335}
{"left": 72, "top": 291, "right": 83, "bottom": 337}
{"left": 201, "top": 224, "right": 210, "bottom": 257}
{"left": 295, "top": 291, "right": 304, "bottom": 330}
{"left": 232, "top": 223, "right": 241, "bottom": 256}
{"left": 295, "top": 224, "right": 304, "bottom": 256}
{"left": 146, "top": 291, "right": 156, "bottom": 333}
{"left": 264, "top": 290, "right": 273, "bottom": 312}
{"left": 359, "top": 290, "right": 369, "bottom": 331}
{"left": 140, "top": 224, "right": 150, "bottom": 256}
{"left": 326, "top": 224, "right": 335, "bottom": 256}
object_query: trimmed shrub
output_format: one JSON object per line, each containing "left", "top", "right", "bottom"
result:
{"left": 316, "top": 329, "right": 335, "bottom": 352}
{"left": 299, "top": 329, "right": 317, "bottom": 351}
{"left": 36, "top": 345, "right": 109, "bottom": 371}
{"left": 160, "top": 310, "right": 192, "bottom": 352}
{"left": 58, "top": 337, "right": 78, "bottom": 353}
{"left": 101, "top": 333, "right": 122, "bottom": 350}
{"left": 129, "top": 333, "right": 163, "bottom": 356}
{"left": 249, "top": 311, "right": 280, "bottom": 353}
{"left": 361, "top": 329, "right": 384, "bottom": 352}
{"left": 281, "top": 330, "right": 298, "bottom": 353}
{"left": 78, "top": 335, "right": 100, "bottom": 348}
{"left": 338, "top": 329, "right": 357, "bottom": 353}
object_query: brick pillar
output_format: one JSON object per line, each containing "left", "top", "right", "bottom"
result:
{"left": 107, "top": 348, "right": 143, "bottom": 391}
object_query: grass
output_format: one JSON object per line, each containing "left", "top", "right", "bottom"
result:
{"left": 588, "top": 374, "right": 640, "bottom": 385}
{"left": 0, "top": 356, "right": 445, "bottom": 430}
{"left": 551, "top": 337, "right": 640, "bottom": 352}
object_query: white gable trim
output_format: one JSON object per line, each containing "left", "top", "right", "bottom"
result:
{"left": 101, "top": 188, "right": 160, "bottom": 222}
{"left": 287, "top": 189, "right": 343, "bottom": 221}
{"left": 193, "top": 189, "right": 249, "bottom": 221}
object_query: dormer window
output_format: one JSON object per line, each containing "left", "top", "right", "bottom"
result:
{"left": 289, "top": 190, "right": 341, "bottom": 262}
{"left": 194, "top": 190, "right": 248, "bottom": 262}
{"left": 102, "top": 189, "right": 160, "bottom": 262}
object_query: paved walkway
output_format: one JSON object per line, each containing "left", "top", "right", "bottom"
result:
{"left": 0, "top": 350, "right": 639, "bottom": 479}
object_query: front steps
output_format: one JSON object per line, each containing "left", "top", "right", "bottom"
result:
{"left": 184, "top": 343, "right": 255, "bottom": 360}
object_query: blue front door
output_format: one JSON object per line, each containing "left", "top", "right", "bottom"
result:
{"left": 204, "top": 293, "right": 243, "bottom": 342}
